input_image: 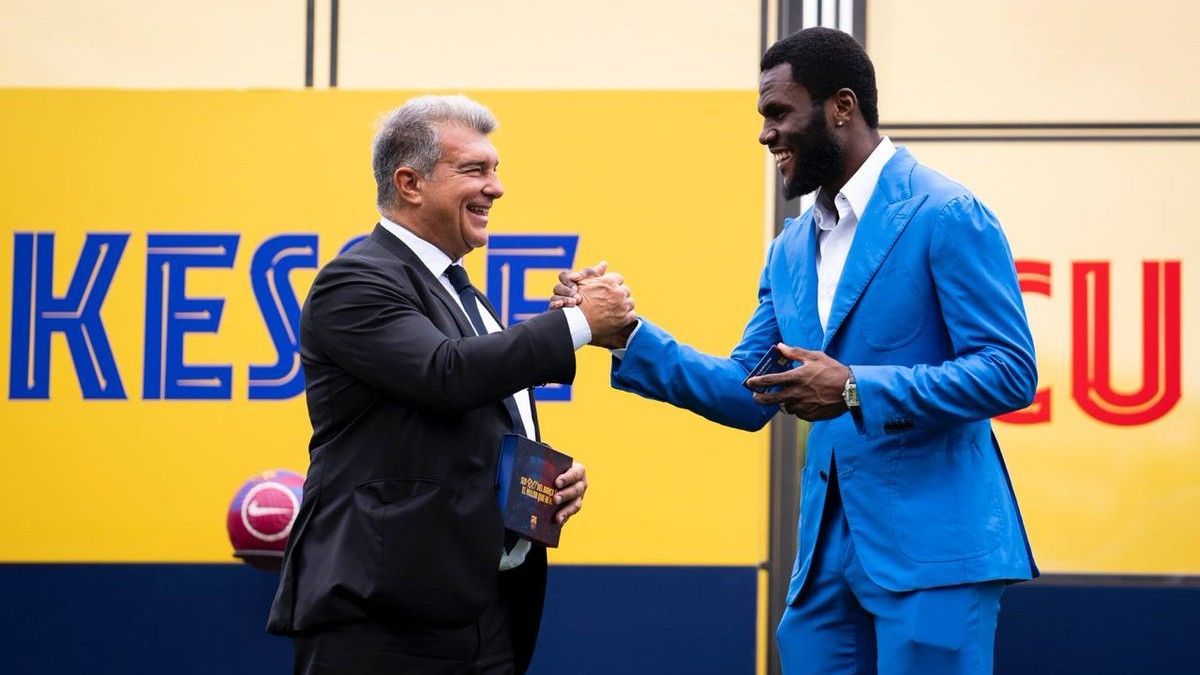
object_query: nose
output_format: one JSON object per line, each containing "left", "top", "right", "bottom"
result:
{"left": 484, "top": 172, "right": 504, "bottom": 200}
{"left": 759, "top": 124, "right": 775, "bottom": 146}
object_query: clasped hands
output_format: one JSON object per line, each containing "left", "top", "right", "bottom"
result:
{"left": 549, "top": 261, "right": 637, "bottom": 349}
{"left": 549, "top": 263, "right": 852, "bottom": 421}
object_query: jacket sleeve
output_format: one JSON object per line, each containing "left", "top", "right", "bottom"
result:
{"left": 852, "top": 195, "right": 1038, "bottom": 438}
{"left": 610, "top": 240, "right": 783, "bottom": 432}
{"left": 304, "top": 257, "right": 575, "bottom": 412}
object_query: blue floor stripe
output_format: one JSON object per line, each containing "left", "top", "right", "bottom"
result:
{"left": 995, "top": 578, "right": 1200, "bottom": 675}
{"left": 532, "top": 565, "right": 757, "bottom": 675}
{"left": 0, "top": 563, "right": 756, "bottom": 675}
{"left": 5, "top": 563, "right": 1195, "bottom": 674}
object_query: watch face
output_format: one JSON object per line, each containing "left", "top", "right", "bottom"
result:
{"left": 843, "top": 380, "right": 859, "bottom": 408}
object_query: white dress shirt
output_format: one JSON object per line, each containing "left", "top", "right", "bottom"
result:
{"left": 379, "top": 216, "right": 590, "bottom": 569}
{"left": 813, "top": 137, "right": 896, "bottom": 332}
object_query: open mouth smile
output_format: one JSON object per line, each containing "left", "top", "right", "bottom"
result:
{"left": 772, "top": 149, "right": 793, "bottom": 172}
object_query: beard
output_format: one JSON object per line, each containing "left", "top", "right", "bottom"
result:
{"left": 782, "top": 111, "right": 843, "bottom": 199}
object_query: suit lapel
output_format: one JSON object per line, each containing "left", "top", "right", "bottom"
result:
{"left": 477, "top": 285, "right": 544, "bottom": 439}
{"left": 369, "top": 224, "right": 475, "bottom": 338}
{"left": 371, "top": 224, "right": 534, "bottom": 438}
{"left": 821, "top": 149, "right": 926, "bottom": 350}
{"left": 780, "top": 212, "right": 825, "bottom": 349}
{"left": 433, "top": 288, "right": 476, "bottom": 339}
{"left": 476, "top": 289, "right": 506, "bottom": 328}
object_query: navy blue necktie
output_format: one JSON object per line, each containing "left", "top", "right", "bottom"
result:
{"left": 444, "top": 264, "right": 529, "bottom": 438}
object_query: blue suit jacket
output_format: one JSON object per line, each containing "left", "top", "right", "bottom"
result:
{"left": 612, "top": 148, "right": 1038, "bottom": 600}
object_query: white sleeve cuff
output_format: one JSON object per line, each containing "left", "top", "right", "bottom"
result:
{"left": 563, "top": 306, "right": 592, "bottom": 351}
{"left": 609, "top": 319, "right": 642, "bottom": 360}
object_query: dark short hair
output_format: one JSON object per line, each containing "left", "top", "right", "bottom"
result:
{"left": 760, "top": 27, "right": 879, "bottom": 128}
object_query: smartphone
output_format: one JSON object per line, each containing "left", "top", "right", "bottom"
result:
{"left": 742, "top": 346, "right": 792, "bottom": 393}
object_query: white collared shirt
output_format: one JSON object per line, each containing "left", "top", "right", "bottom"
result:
{"left": 813, "top": 137, "right": 896, "bottom": 332}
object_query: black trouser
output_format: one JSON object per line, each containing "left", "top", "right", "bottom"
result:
{"left": 293, "top": 593, "right": 515, "bottom": 675}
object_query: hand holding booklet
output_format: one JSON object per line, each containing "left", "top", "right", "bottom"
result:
{"left": 742, "top": 346, "right": 793, "bottom": 393}
{"left": 496, "top": 433, "right": 574, "bottom": 547}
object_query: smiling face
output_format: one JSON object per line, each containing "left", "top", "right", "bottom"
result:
{"left": 757, "top": 63, "right": 844, "bottom": 199}
{"left": 416, "top": 123, "right": 504, "bottom": 260}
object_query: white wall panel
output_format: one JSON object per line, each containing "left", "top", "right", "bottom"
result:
{"left": 868, "top": 0, "right": 1199, "bottom": 122}
{"left": 338, "top": 0, "right": 760, "bottom": 89}
{"left": 0, "top": 0, "right": 305, "bottom": 88}
{"left": 0, "top": 0, "right": 761, "bottom": 90}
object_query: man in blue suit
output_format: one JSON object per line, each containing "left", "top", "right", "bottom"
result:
{"left": 554, "top": 28, "right": 1038, "bottom": 675}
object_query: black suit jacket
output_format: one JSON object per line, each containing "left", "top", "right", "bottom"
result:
{"left": 267, "top": 225, "right": 576, "bottom": 670}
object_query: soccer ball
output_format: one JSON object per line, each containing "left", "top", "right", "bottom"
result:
{"left": 226, "top": 469, "right": 304, "bottom": 571}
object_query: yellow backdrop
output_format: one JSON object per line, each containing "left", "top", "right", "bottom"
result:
{"left": 2, "top": 89, "right": 1197, "bottom": 576}
{"left": 0, "top": 89, "right": 769, "bottom": 565}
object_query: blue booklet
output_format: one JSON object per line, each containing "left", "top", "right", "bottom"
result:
{"left": 497, "top": 433, "right": 574, "bottom": 547}
{"left": 742, "top": 346, "right": 793, "bottom": 393}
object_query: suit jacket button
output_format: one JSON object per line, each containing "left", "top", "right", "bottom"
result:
{"left": 819, "top": 470, "right": 828, "bottom": 481}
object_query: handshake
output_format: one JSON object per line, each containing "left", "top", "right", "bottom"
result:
{"left": 548, "top": 261, "right": 638, "bottom": 349}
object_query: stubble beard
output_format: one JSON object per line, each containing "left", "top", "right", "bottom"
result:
{"left": 782, "top": 112, "right": 843, "bottom": 200}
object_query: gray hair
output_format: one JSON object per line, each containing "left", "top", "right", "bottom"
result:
{"left": 372, "top": 95, "right": 498, "bottom": 209}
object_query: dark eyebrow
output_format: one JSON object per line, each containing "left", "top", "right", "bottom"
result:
{"left": 760, "top": 101, "right": 786, "bottom": 116}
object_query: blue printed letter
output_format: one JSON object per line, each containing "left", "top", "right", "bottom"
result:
{"left": 486, "top": 234, "right": 580, "bottom": 401}
{"left": 143, "top": 234, "right": 239, "bottom": 400}
{"left": 248, "top": 234, "right": 317, "bottom": 400}
{"left": 9, "top": 233, "right": 128, "bottom": 399}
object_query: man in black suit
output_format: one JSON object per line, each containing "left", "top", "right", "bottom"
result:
{"left": 267, "top": 95, "right": 636, "bottom": 674}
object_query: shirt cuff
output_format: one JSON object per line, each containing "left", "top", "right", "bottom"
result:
{"left": 498, "top": 537, "right": 531, "bottom": 571}
{"left": 609, "top": 319, "right": 643, "bottom": 360}
{"left": 563, "top": 306, "right": 592, "bottom": 351}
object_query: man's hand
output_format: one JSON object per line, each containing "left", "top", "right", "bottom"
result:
{"left": 553, "top": 461, "right": 587, "bottom": 525}
{"left": 549, "top": 261, "right": 607, "bottom": 309}
{"left": 746, "top": 344, "right": 852, "bottom": 421}
{"left": 576, "top": 273, "right": 637, "bottom": 349}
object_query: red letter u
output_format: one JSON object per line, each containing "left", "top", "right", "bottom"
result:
{"left": 1072, "top": 261, "right": 1181, "bottom": 426}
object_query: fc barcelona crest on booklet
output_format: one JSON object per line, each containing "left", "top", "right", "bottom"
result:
{"left": 497, "top": 433, "right": 573, "bottom": 547}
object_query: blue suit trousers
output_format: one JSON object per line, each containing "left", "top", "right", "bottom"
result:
{"left": 777, "top": 462, "right": 1005, "bottom": 675}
